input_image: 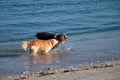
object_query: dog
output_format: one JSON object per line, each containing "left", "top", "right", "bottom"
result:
{"left": 22, "top": 33, "right": 68, "bottom": 55}
{"left": 36, "top": 32, "right": 65, "bottom": 49}
{"left": 36, "top": 32, "right": 56, "bottom": 40}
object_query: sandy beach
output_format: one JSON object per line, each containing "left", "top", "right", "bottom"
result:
{"left": 1, "top": 60, "right": 120, "bottom": 80}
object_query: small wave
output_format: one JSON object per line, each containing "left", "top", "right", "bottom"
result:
{"left": 0, "top": 54, "right": 22, "bottom": 58}
{"left": 67, "top": 26, "right": 120, "bottom": 36}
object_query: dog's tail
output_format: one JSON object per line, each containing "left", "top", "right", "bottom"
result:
{"left": 21, "top": 41, "right": 29, "bottom": 51}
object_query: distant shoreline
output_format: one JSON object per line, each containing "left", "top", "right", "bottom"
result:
{"left": 1, "top": 60, "right": 120, "bottom": 80}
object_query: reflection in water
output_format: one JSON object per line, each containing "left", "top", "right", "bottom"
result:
{"left": 23, "top": 53, "right": 59, "bottom": 71}
{"left": 23, "top": 46, "right": 71, "bottom": 64}
{"left": 22, "top": 47, "right": 71, "bottom": 71}
{"left": 33, "top": 54, "right": 56, "bottom": 64}
{"left": 23, "top": 53, "right": 58, "bottom": 65}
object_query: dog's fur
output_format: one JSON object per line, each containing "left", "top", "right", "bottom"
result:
{"left": 36, "top": 32, "right": 55, "bottom": 40}
{"left": 22, "top": 33, "right": 67, "bottom": 55}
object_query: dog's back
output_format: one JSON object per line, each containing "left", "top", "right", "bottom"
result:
{"left": 36, "top": 32, "right": 55, "bottom": 40}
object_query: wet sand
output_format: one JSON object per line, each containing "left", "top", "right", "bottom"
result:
{"left": 1, "top": 60, "right": 120, "bottom": 80}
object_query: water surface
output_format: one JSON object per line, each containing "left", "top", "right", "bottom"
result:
{"left": 0, "top": 0, "right": 120, "bottom": 77}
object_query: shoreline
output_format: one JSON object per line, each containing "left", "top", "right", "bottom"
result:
{"left": 1, "top": 60, "right": 120, "bottom": 80}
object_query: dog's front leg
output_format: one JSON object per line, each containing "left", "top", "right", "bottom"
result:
{"left": 30, "top": 46, "right": 39, "bottom": 55}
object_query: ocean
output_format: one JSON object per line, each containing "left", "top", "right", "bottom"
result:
{"left": 0, "top": 0, "right": 120, "bottom": 77}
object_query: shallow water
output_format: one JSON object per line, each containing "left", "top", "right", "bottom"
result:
{"left": 0, "top": 0, "right": 120, "bottom": 77}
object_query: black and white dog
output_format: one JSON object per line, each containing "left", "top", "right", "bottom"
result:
{"left": 36, "top": 32, "right": 68, "bottom": 49}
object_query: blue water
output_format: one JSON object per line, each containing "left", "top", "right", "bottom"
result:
{"left": 0, "top": 0, "right": 120, "bottom": 77}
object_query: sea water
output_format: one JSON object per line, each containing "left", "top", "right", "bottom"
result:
{"left": 0, "top": 0, "right": 120, "bottom": 77}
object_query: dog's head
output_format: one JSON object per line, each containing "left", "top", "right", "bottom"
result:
{"left": 55, "top": 33, "right": 68, "bottom": 43}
